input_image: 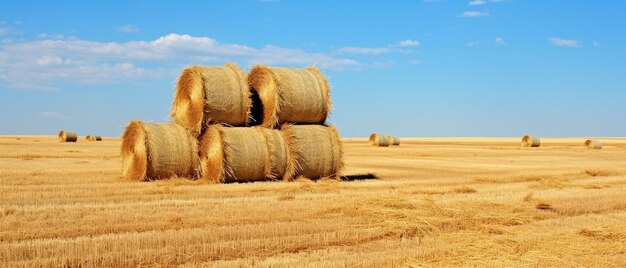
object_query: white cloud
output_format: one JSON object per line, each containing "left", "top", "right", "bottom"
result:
{"left": 0, "top": 33, "right": 359, "bottom": 89}
{"left": 495, "top": 37, "right": 506, "bottom": 45}
{"left": 469, "top": 0, "right": 486, "bottom": 5}
{"left": 37, "top": 56, "right": 63, "bottom": 66}
{"left": 396, "top": 39, "right": 420, "bottom": 47}
{"left": 37, "top": 33, "right": 65, "bottom": 39}
{"left": 39, "top": 112, "right": 65, "bottom": 119}
{"left": 337, "top": 47, "right": 390, "bottom": 55}
{"left": 549, "top": 37, "right": 579, "bottom": 47}
{"left": 339, "top": 39, "right": 420, "bottom": 55}
{"left": 0, "top": 27, "right": 10, "bottom": 36}
{"left": 408, "top": 59, "right": 421, "bottom": 64}
{"left": 372, "top": 61, "right": 394, "bottom": 68}
{"left": 459, "top": 11, "right": 489, "bottom": 17}
{"left": 466, "top": 41, "right": 481, "bottom": 47}
{"left": 117, "top": 25, "right": 140, "bottom": 33}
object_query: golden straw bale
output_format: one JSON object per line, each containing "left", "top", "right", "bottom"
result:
{"left": 171, "top": 63, "right": 249, "bottom": 136}
{"left": 58, "top": 131, "right": 78, "bottom": 142}
{"left": 369, "top": 134, "right": 390, "bottom": 147}
{"left": 387, "top": 135, "right": 401, "bottom": 146}
{"left": 85, "top": 135, "right": 94, "bottom": 141}
{"left": 121, "top": 121, "right": 200, "bottom": 181}
{"left": 585, "top": 139, "right": 602, "bottom": 149}
{"left": 282, "top": 125, "right": 344, "bottom": 180}
{"left": 521, "top": 135, "right": 541, "bottom": 147}
{"left": 248, "top": 65, "right": 331, "bottom": 128}
{"left": 199, "top": 126, "right": 288, "bottom": 183}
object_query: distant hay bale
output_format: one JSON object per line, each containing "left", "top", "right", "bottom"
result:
{"left": 199, "top": 126, "right": 287, "bottom": 183}
{"left": 248, "top": 65, "right": 331, "bottom": 128}
{"left": 58, "top": 131, "right": 78, "bottom": 142}
{"left": 282, "top": 125, "right": 343, "bottom": 180}
{"left": 387, "top": 135, "right": 401, "bottom": 146}
{"left": 585, "top": 139, "right": 602, "bottom": 149}
{"left": 85, "top": 135, "right": 102, "bottom": 141}
{"left": 521, "top": 135, "right": 540, "bottom": 147}
{"left": 171, "top": 63, "right": 250, "bottom": 136}
{"left": 369, "top": 134, "right": 390, "bottom": 147}
{"left": 121, "top": 121, "right": 200, "bottom": 181}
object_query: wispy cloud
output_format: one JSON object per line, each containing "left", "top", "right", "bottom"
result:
{"left": 338, "top": 39, "right": 420, "bottom": 55}
{"left": 395, "top": 39, "right": 420, "bottom": 47}
{"left": 495, "top": 37, "right": 506, "bottom": 45}
{"left": 39, "top": 111, "right": 65, "bottom": 119}
{"left": 408, "top": 59, "right": 421, "bottom": 64}
{"left": 466, "top": 41, "right": 481, "bottom": 47}
{"left": 459, "top": 10, "right": 489, "bottom": 17}
{"left": 338, "top": 47, "right": 390, "bottom": 55}
{"left": 548, "top": 37, "right": 579, "bottom": 47}
{"left": 469, "top": 0, "right": 486, "bottom": 6}
{"left": 117, "top": 25, "right": 140, "bottom": 33}
{"left": 593, "top": 41, "right": 600, "bottom": 46}
{"left": 0, "top": 33, "right": 359, "bottom": 89}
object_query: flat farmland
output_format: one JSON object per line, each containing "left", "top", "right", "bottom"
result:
{"left": 1, "top": 136, "right": 625, "bottom": 267}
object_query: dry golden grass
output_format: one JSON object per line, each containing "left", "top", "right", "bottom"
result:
{"left": 1, "top": 136, "right": 625, "bottom": 267}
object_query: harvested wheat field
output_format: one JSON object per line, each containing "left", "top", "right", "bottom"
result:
{"left": 1, "top": 135, "right": 625, "bottom": 267}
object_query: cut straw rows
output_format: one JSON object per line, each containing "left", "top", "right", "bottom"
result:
{"left": 121, "top": 63, "right": 343, "bottom": 182}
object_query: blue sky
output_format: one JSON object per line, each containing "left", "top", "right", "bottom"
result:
{"left": 1, "top": 0, "right": 625, "bottom": 137}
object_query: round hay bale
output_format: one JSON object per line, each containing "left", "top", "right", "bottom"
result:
{"left": 369, "top": 134, "right": 390, "bottom": 147}
{"left": 121, "top": 121, "right": 200, "bottom": 181}
{"left": 95, "top": 136, "right": 102, "bottom": 141}
{"left": 521, "top": 135, "right": 540, "bottom": 147}
{"left": 387, "top": 135, "right": 401, "bottom": 146}
{"left": 282, "top": 125, "right": 344, "bottom": 180}
{"left": 86, "top": 135, "right": 94, "bottom": 141}
{"left": 258, "top": 127, "right": 289, "bottom": 179}
{"left": 58, "top": 131, "right": 78, "bottom": 142}
{"left": 199, "top": 126, "right": 286, "bottom": 183}
{"left": 248, "top": 65, "right": 331, "bottom": 128}
{"left": 584, "top": 139, "right": 602, "bottom": 149}
{"left": 171, "top": 63, "right": 250, "bottom": 136}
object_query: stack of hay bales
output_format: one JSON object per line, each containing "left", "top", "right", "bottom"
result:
{"left": 121, "top": 63, "right": 343, "bottom": 182}
{"left": 369, "top": 133, "right": 400, "bottom": 147}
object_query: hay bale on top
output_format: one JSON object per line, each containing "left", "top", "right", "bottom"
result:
{"left": 58, "top": 131, "right": 78, "bottom": 142}
{"left": 585, "top": 139, "right": 602, "bottom": 149}
{"left": 369, "top": 134, "right": 390, "bottom": 147}
{"left": 121, "top": 121, "right": 200, "bottom": 181}
{"left": 521, "top": 135, "right": 540, "bottom": 147}
{"left": 199, "top": 126, "right": 287, "bottom": 183}
{"left": 282, "top": 125, "right": 344, "bottom": 180}
{"left": 248, "top": 65, "right": 331, "bottom": 128}
{"left": 171, "top": 63, "right": 250, "bottom": 136}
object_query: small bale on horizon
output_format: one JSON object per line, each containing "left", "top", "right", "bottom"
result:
{"left": 521, "top": 135, "right": 540, "bottom": 147}
{"left": 585, "top": 139, "right": 602, "bottom": 149}
{"left": 58, "top": 131, "right": 78, "bottom": 143}
{"left": 369, "top": 134, "right": 390, "bottom": 147}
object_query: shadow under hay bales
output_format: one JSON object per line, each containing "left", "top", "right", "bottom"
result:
{"left": 341, "top": 173, "right": 379, "bottom": 181}
{"left": 248, "top": 89, "right": 264, "bottom": 126}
